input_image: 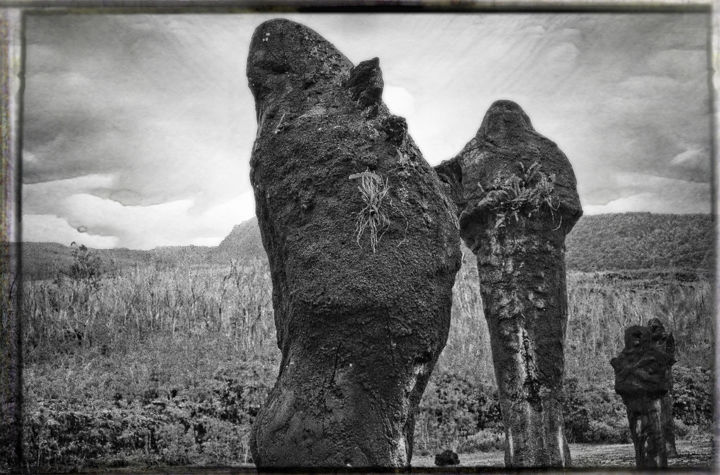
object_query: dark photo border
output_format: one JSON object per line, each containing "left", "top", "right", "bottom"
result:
{"left": 1, "top": 1, "right": 717, "bottom": 473}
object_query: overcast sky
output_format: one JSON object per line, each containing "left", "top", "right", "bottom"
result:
{"left": 22, "top": 13, "right": 712, "bottom": 249}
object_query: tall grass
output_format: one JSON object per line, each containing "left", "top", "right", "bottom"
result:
{"left": 1, "top": 269, "right": 20, "bottom": 472}
{"left": 21, "top": 253, "right": 713, "bottom": 468}
{"left": 24, "top": 259, "right": 274, "bottom": 364}
{"left": 436, "top": 261, "right": 713, "bottom": 385}
{"left": 24, "top": 255, "right": 712, "bottom": 382}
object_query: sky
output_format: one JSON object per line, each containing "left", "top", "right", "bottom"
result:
{"left": 22, "top": 13, "right": 712, "bottom": 249}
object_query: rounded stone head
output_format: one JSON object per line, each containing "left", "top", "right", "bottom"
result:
{"left": 612, "top": 324, "right": 674, "bottom": 398}
{"left": 478, "top": 99, "right": 535, "bottom": 141}
{"left": 623, "top": 325, "right": 648, "bottom": 350}
{"left": 247, "top": 19, "right": 353, "bottom": 118}
{"left": 648, "top": 318, "right": 665, "bottom": 333}
{"left": 445, "top": 99, "right": 583, "bottom": 251}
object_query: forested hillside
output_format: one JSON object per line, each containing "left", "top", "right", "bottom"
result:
{"left": 215, "top": 219, "right": 266, "bottom": 262}
{"left": 565, "top": 213, "right": 713, "bottom": 272}
{"left": 14, "top": 213, "right": 714, "bottom": 280}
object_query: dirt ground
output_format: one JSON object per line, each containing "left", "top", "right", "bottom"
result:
{"left": 70, "top": 436, "right": 713, "bottom": 474}
{"left": 412, "top": 436, "right": 715, "bottom": 470}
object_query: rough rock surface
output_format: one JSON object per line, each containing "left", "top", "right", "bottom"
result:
{"left": 611, "top": 321, "right": 676, "bottom": 468}
{"left": 247, "top": 19, "right": 461, "bottom": 468}
{"left": 435, "top": 100, "right": 582, "bottom": 467}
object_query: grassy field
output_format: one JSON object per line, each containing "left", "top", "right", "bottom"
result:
{"left": 15, "top": 249, "right": 715, "bottom": 471}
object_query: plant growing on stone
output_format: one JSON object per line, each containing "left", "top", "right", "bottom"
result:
{"left": 478, "top": 161, "right": 559, "bottom": 229}
{"left": 350, "top": 169, "right": 390, "bottom": 253}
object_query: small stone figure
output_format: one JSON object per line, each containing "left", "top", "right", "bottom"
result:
{"left": 610, "top": 322, "right": 676, "bottom": 468}
{"left": 434, "top": 449, "right": 460, "bottom": 466}
{"left": 435, "top": 100, "right": 582, "bottom": 467}
{"left": 247, "top": 19, "right": 460, "bottom": 467}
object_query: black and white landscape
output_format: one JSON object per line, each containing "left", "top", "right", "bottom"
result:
{"left": 2, "top": 11, "right": 714, "bottom": 471}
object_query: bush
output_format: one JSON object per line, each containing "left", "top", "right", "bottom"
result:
{"left": 23, "top": 359, "right": 271, "bottom": 471}
{"left": 414, "top": 371, "right": 501, "bottom": 454}
{"left": 671, "top": 366, "right": 713, "bottom": 428}
{"left": 458, "top": 429, "right": 505, "bottom": 453}
{"left": 562, "top": 377, "right": 630, "bottom": 444}
{"left": 22, "top": 259, "right": 713, "bottom": 470}
{"left": 62, "top": 242, "right": 107, "bottom": 288}
{"left": 562, "top": 365, "right": 713, "bottom": 444}
{"left": 674, "top": 418, "right": 689, "bottom": 438}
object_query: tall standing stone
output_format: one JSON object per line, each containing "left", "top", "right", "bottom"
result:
{"left": 247, "top": 19, "right": 461, "bottom": 468}
{"left": 435, "top": 100, "right": 582, "bottom": 467}
{"left": 611, "top": 322, "right": 676, "bottom": 468}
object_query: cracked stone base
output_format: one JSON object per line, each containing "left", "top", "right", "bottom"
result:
{"left": 477, "top": 221, "right": 572, "bottom": 467}
{"left": 624, "top": 396, "right": 668, "bottom": 468}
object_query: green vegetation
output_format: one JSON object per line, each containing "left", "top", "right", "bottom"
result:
{"left": 477, "top": 161, "right": 559, "bottom": 229}
{"left": 18, "top": 239, "right": 713, "bottom": 471}
{"left": 566, "top": 213, "right": 713, "bottom": 272}
{"left": 0, "top": 246, "right": 19, "bottom": 471}
{"left": 350, "top": 169, "right": 391, "bottom": 253}
{"left": 11, "top": 212, "right": 714, "bottom": 471}
{"left": 17, "top": 213, "right": 714, "bottom": 280}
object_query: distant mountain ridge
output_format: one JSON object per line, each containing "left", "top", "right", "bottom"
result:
{"left": 13, "top": 213, "right": 713, "bottom": 280}
{"left": 216, "top": 218, "right": 266, "bottom": 261}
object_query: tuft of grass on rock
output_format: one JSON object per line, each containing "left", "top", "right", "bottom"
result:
{"left": 350, "top": 169, "right": 390, "bottom": 253}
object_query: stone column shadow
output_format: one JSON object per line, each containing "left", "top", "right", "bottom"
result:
{"left": 435, "top": 100, "right": 582, "bottom": 467}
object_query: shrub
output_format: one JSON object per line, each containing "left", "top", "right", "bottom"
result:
{"left": 671, "top": 366, "right": 713, "bottom": 428}
{"left": 674, "top": 418, "right": 689, "bottom": 438}
{"left": 23, "top": 355, "right": 272, "bottom": 471}
{"left": 458, "top": 428, "right": 505, "bottom": 453}
{"left": 22, "top": 258, "right": 713, "bottom": 470}
{"left": 563, "top": 377, "right": 630, "bottom": 444}
{"left": 414, "top": 371, "right": 501, "bottom": 454}
{"left": 62, "top": 242, "right": 106, "bottom": 289}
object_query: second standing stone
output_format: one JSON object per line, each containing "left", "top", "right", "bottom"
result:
{"left": 436, "top": 100, "right": 582, "bottom": 467}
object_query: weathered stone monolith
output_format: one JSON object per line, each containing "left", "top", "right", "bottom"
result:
{"left": 247, "top": 19, "right": 461, "bottom": 468}
{"left": 435, "top": 100, "right": 582, "bottom": 467}
{"left": 611, "top": 322, "right": 676, "bottom": 468}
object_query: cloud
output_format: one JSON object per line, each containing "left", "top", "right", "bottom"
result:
{"left": 23, "top": 15, "right": 253, "bottom": 211}
{"left": 49, "top": 191, "right": 256, "bottom": 250}
{"left": 23, "top": 214, "right": 119, "bottom": 248}
{"left": 23, "top": 174, "right": 116, "bottom": 215}
{"left": 20, "top": 13, "right": 712, "bottom": 248}
{"left": 584, "top": 174, "right": 710, "bottom": 214}
{"left": 23, "top": 181, "right": 256, "bottom": 249}
{"left": 669, "top": 148, "right": 711, "bottom": 180}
